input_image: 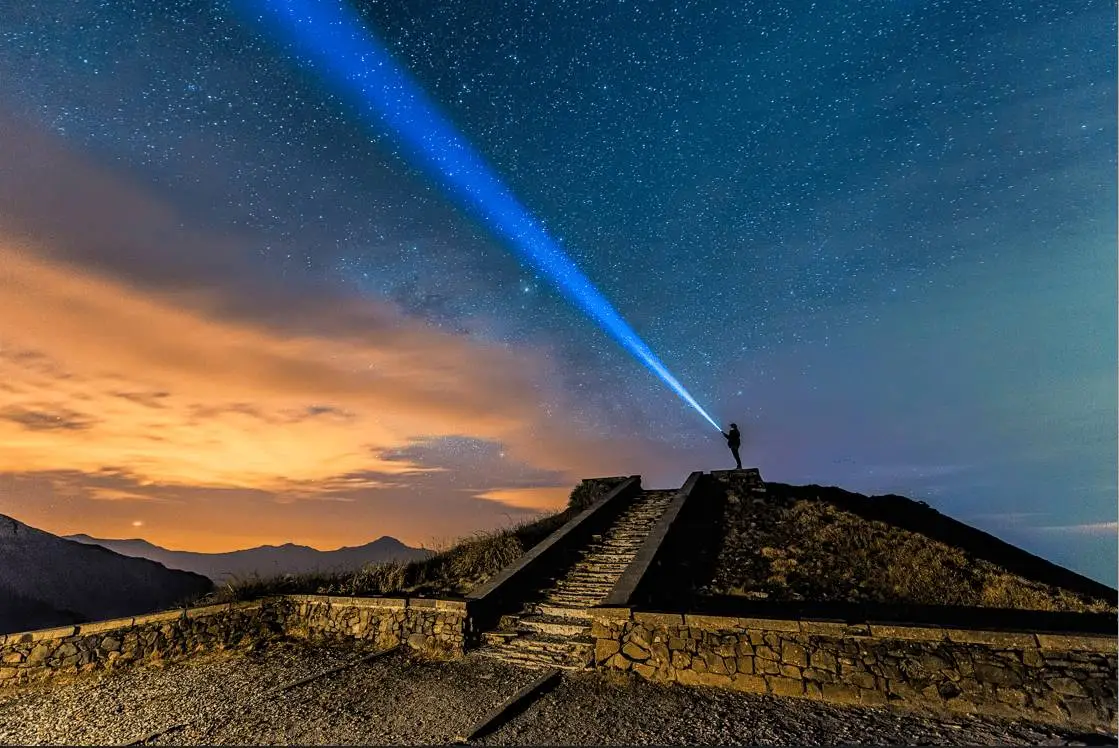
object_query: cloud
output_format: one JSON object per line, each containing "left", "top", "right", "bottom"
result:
{"left": 965, "top": 511, "right": 1050, "bottom": 525}
{"left": 0, "top": 240, "right": 563, "bottom": 490}
{"left": 1035, "top": 521, "right": 1118, "bottom": 536}
{"left": 0, "top": 405, "right": 95, "bottom": 432}
{"left": 473, "top": 487, "right": 571, "bottom": 512}
{"left": 0, "top": 113, "right": 682, "bottom": 552}
{"left": 87, "top": 487, "right": 177, "bottom": 504}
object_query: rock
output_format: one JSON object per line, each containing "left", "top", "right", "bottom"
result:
{"left": 769, "top": 676, "right": 804, "bottom": 697}
{"left": 755, "top": 645, "right": 778, "bottom": 661}
{"left": 1048, "top": 677, "right": 1087, "bottom": 697}
{"left": 782, "top": 642, "right": 808, "bottom": 667}
{"left": 811, "top": 650, "right": 837, "bottom": 672}
{"left": 847, "top": 671, "right": 876, "bottom": 689}
{"left": 596, "top": 639, "right": 620, "bottom": 663}
{"left": 732, "top": 672, "right": 767, "bottom": 693}
{"left": 822, "top": 683, "right": 861, "bottom": 704}
{"left": 622, "top": 642, "right": 650, "bottom": 661}
{"left": 27, "top": 644, "right": 52, "bottom": 666}
{"left": 1063, "top": 697, "right": 1103, "bottom": 725}
{"left": 101, "top": 637, "right": 122, "bottom": 652}
{"left": 973, "top": 663, "right": 1022, "bottom": 687}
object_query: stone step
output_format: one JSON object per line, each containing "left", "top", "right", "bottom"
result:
{"left": 572, "top": 559, "right": 635, "bottom": 573}
{"left": 479, "top": 639, "right": 592, "bottom": 670}
{"left": 559, "top": 581, "right": 617, "bottom": 594}
{"left": 531, "top": 603, "right": 589, "bottom": 619}
{"left": 543, "top": 593, "right": 602, "bottom": 607}
{"left": 555, "top": 573, "right": 615, "bottom": 585}
{"left": 473, "top": 647, "right": 574, "bottom": 670}
{"left": 505, "top": 634, "right": 593, "bottom": 655}
{"left": 542, "top": 596, "right": 604, "bottom": 609}
{"left": 517, "top": 616, "right": 591, "bottom": 638}
{"left": 547, "top": 589, "right": 611, "bottom": 602}
{"left": 563, "top": 573, "right": 626, "bottom": 582}
{"left": 481, "top": 631, "right": 520, "bottom": 646}
{"left": 564, "top": 569, "right": 622, "bottom": 580}
{"left": 583, "top": 547, "right": 641, "bottom": 558}
{"left": 583, "top": 548, "right": 638, "bottom": 558}
{"left": 573, "top": 557, "right": 631, "bottom": 567}
{"left": 551, "top": 581, "right": 613, "bottom": 594}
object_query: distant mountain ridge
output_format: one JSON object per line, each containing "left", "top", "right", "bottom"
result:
{"left": 0, "top": 514, "right": 213, "bottom": 635}
{"left": 65, "top": 533, "right": 433, "bottom": 583}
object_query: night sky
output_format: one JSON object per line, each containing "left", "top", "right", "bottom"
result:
{"left": 0, "top": 0, "right": 1114, "bottom": 584}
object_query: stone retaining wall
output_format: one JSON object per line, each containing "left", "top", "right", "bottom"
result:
{"left": 0, "top": 595, "right": 467, "bottom": 687}
{"left": 0, "top": 601, "right": 283, "bottom": 687}
{"left": 590, "top": 608, "right": 1118, "bottom": 732}
{"left": 276, "top": 595, "right": 468, "bottom": 657}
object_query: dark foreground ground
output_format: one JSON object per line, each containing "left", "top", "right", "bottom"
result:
{"left": 0, "top": 641, "right": 1113, "bottom": 746}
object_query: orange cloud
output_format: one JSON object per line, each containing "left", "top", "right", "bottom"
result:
{"left": 0, "top": 239, "right": 563, "bottom": 491}
{"left": 0, "top": 115, "right": 685, "bottom": 552}
{"left": 474, "top": 486, "right": 572, "bottom": 512}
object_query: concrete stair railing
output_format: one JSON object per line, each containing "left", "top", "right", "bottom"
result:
{"left": 474, "top": 488, "right": 678, "bottom": 670}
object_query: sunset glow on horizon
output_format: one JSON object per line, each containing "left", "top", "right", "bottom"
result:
{"left": 0, "top": 0, "right": 1113, "bottom": 583}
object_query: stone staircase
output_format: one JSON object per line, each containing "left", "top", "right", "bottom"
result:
{"left": 475, "top": 489, "right": 676, "bottom": 670}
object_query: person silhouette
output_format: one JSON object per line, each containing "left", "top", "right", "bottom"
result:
{"left": 721, "top": 423, "right": 742, "bottom": 469}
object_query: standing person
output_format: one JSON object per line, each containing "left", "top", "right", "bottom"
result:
{"left": 721, "top": 423, "right": 742, "bottom": 470}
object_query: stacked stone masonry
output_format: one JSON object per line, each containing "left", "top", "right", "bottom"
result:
{"left": 0, "top": 595, "right": 467, "bottom": 688}
{"left": 276, "top": 595, "right": 467, "bottom": 657}
{"left": 590, "top": 608, "right": 1117, "bottom": 732}
{"left": 0, "top": 602, "right": 283, "bottom": 687}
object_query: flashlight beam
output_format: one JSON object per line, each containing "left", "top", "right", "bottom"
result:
{"left": 240, "top": 0, "right": 721, "bottom": 431}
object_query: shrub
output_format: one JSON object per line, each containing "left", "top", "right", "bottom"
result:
{"left": 567, "top": 476, "right": 628, "bottom": 511}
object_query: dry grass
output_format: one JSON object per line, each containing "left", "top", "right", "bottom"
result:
{"left": 567, "top": 476, "right": 628, "bottom": 511}
{"left": 708, "top": 494, "right": 1115, "bottom": 613}
{"left": 195, "top": 487, "right": 603, "bottom": 606}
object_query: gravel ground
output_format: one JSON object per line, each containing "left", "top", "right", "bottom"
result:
{"left": 0, "top": 641, "right": 1113, "bottom": 746}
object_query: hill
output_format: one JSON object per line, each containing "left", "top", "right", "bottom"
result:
{"left": 696, "top": 478, "right": 1116, "bottom": 613}
{"left": 0, "top": 514, "right": 214, "bottom": 634}
{"left": 65, "top": 533, "right": 433, "bottom": 583}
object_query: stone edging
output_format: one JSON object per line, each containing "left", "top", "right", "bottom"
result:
{"left": 0, "top": 601, "right": 266, "bottom": 646}
{"left": 0, "top": 595, "right": 468, "bottom": 688}
{"left": 588, "top": 606, "right": 1118, "bottom": 731}
{"left": 588, "top": 608, "right": 1118, "bottom": 652}
{"left": 465, "top": 476, "right": 641, "bottom": 632}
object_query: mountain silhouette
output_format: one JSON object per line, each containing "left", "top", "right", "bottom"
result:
{"left": 65, "top": 533, "right": 433, "bottom": 583}
{"left": 0, "top": 514, "right": 213, "bottom": 635}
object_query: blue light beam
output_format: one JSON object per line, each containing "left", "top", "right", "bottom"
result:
{"left": 239, "top": 0, "right": 720, "bottom": 431}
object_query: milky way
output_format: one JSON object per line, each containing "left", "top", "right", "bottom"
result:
{"left": 0, "top": 0, "right": 1114, "bottom": 582}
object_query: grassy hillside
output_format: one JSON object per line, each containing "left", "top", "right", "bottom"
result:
{"left": 704, "top": 482, "right": 1116, "bottom": 613}
{"left": 198, "top": 477, "right": 627, "bottom": 605}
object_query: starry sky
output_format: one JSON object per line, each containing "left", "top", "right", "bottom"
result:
{"left": 0, "top": 0, "right": 1114, "bottom": 584}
